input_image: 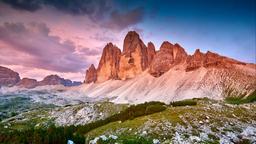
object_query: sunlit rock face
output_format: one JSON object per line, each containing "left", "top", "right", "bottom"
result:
{"left": 84, "top": 64, "right": 97, "bottom": 83}
{"left": 149, "top": 42, "right": 187, "bottom": 77}
{"left": 16, "top": 78, "right": 38, "bottom": 88}
{"left": 0, "top": 66, "right": 20, "bottom": 87}
{"left": 186, "top": 49, "right": 245, "bottom": 71}
{"left": 118, "top": 31, "right": 149, "bottom": 80}
{"left": 147, "top": 42, "right": 156, "bottom": 66}
{"left": 96, "top": 43, "right": 121, "bottom": 82}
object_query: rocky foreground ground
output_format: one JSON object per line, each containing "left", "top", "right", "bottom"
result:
{"left": 0, "top": 97, "right": 255, "bottom": 144}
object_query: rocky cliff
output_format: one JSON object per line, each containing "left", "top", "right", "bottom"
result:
{"left": 0, "top": 66, "right": 20, "bottom": 87}
{"left": 147, "top": 42, "right": 156, "bottom": 66}
{"left": 149, "top": 42, "right": 187, "bottom": 77}
{"left": 186, "top": 49, "right": 245, "bottom": 71}
{"left": 97, "top": 43, "right": 121, "bottom": 82}
{"left": 85, "top": 64, "right": 97, "bottom": 83}
{"left": 84, "top": 31, "right": 256, "bottom": 103}
{"left": 118, "top": 31, "right": 149, "bottom": 80}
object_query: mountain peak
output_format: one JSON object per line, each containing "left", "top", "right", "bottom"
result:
{"left": 160, "top": 41, "right": 173, "bottom": 50}
{"left": 149, "top": 41, "right": 187, "bottom": 77}
{"left": 85, "top": 31, "right": 251, "bottom": 82}
{"left": 85, "top": 64, "right": 97, "bottom": 83}
{"left": 16, "top": 78, "right": 38, "bottom": 89}
{"left": 97, "top": 43, "right": 121, "bottom": 82}
{"left": 119, "top": 31, "right": 148, "bottom": 80}
{"left": 147, "top": 42, "right": 156, "bottom": 65}
{"left": 0, "top": 66, "right": 20, "bottom": 87}
{"left": 123, "top": 30, "right": 141, "bottom": 56}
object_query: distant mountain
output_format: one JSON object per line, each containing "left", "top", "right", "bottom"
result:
{"left": 0, "top": 66, "right": 20, "bottom": 87}
{"left": 84, "top": 31, "right": 256, "bottom": 103}
{"left": 16, "top": 78, "right": 38, "bottom": 89}
{"left": 38, "top": 74, "right": 82, "bottom": 87}
{"left": 0, "top": 66, "right": 82, "bottom": 88}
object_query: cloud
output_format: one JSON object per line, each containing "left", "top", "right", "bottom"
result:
{"left": 2, "top": 0, "right": 113, "bottom": 17}
{"left": 0, "top": 22, "right": 95, "bottom": 72}
{"left": 104, "top": 7, "right": 144, "bottom": 30}
{"left": 2, "top": 64, "right": 84, "bottom": 81}
{"left": 78, "top": 47, "right": 101, "bottom": 56}
{"left": 2, "top": 0, "right": 42, "bottom": 12}
{"left": 1, "top": 1, "right": 145, "bottom": 31}
{"left": 90, "top": 32, "right": 119, "bottom": 42}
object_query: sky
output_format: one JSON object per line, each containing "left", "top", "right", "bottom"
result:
{"left": 0, "top": 0, "right": 255, "bottom": 81}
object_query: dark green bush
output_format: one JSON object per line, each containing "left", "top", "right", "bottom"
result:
{"left": 170, "top": 99, "right": 197, "bottom": 107}
{"left": 145, "top": 104, "right": 166, "bottom": 114}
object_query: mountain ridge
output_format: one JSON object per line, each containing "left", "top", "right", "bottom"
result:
{"left": 0, "top": 67, "right": 82, "bottom": 88}
{"left": 85, "top": 31, "right": 253, "bottom": 83}
{"left": 83, "top": 31, "right": 256, "bottom": 103}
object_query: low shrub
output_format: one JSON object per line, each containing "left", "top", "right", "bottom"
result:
{"left": 170, "top": 99, "right": 197, "bottom": 107}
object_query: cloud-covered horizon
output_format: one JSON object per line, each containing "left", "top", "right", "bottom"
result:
{"left": 0, "top": 0, "right": 255, "bottom": 81}
{"left": 0, "top": 22, "right": 92, "bottom": 72}
{"left": 0, "top": 1, "right": 146, "bottom": 81}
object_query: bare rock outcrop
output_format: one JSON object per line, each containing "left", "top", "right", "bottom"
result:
{"left": 186, "top": 49, "right": 245, "bottom": 71}
{"left": 96, "top": 43, "right": 121, "bottom": 82}
{"left": 147, "top": 42, "right": 156, "bottom": 65}
{"left": 0, "top": 66, "right": 20, "bottom": 87}
{"left": 118, "top": 31, "right": 149, "bottom": 80}
{"left": 84, "top": 64, "right": 97, "bottom": 83}
{"left": 149, "top": 42, "right": 187, "bottom": 77}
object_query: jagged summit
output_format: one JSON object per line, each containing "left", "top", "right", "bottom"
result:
{"left": 123, "top": 31, "right": 141, "bottom": 56}
{"left": 147, "top": 42, "right": 156, "bottom": 65}
{"left": 85, "top": 31, "right": 251, "bottom": 83}
{"left": 83, "top": 31, "right": 256, "bottom": 103}
{"left": 97, "top": 43, "right": 121, "bottom": 82}
{"left": 85, "top": 64, "right": 97, "bottom": 83}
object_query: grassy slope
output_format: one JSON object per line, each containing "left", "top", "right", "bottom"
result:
{"left": 85, "top": 99, "right": 256, "bottom": 143}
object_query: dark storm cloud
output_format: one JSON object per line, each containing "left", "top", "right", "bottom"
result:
{"left": 0, "top": 22, "right": 95, "bottom": 72}
{"left": 104, "top": 7, "right": 144, "bottom": 30}
{"left": 2, "top": 0, "right": 42, "bottom": 12}
{"left": 1, "top": 0, "right": 145, "bottom": 30}
{"left": 2, "top": 0, "right": 113, "bottom": 16}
